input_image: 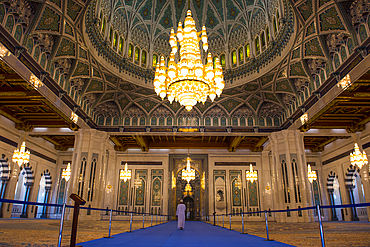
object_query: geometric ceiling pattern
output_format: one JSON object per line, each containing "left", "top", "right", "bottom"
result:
{"left": 0, "top": 0, "right": 368, "bottom": 133}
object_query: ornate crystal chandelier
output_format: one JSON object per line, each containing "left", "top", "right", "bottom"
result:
{"left": 12, "top": 141, "right": 30, "bottom": 167}
{"left": 120, "top": 150, "right": 132, "bottom": 182}
{"left": 182, "top": 156, "right": 195, "bottom": 183}
{"left": 246, "top": 164, "right": 258, "bottom": 183}
{"left": 153, "top": 10, "right": 225, "bottom": 111}
{"left": 350, "top": 143, "right": 368, "bottom": 169}
{"left": 134, "top": 176, "right": 142, "bottom": 187}
{"left": 307, "top": 164, "right": 317, "bottom": 183}
{"left": 120, "top": 162, "right": 132, "bottom": 182}
{"left": 62, "top": 163, "right": 71, "bottom": 182}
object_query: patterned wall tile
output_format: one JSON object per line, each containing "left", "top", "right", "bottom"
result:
{"left": 100, "top": 92, "right": 115, "bottom": 102}
{"left": 261, "top": 75, "right": 274, "bottom": 86}
{"left": 276, "top": 80, "right": 293, "bottom": 93}
{"left": 220, "top": 99, "right": 241, "bottom": 113}
{"left": 304, "top": 38, "right": 324, "bottom": 57}
{"left": 79, "top": 47, "right": 87, "bottom": 59}
{"left": 137, "top": 99, "right": 157, "bottom": 112}
{"left": 306, "top": 21, "right": 315, "bottom": 36}
{"left": 35, "top": 7, "right": 61, "bottom": 32}
{"left": 319, "top": 7, "right": 345, "bottom": 31}
{"left": 118, "top": 97, "right": 130, "bottom": 110}
{"left": 86, "top": 80, "right": 103, "bottom": 92}
{"left": 205, "top": 5, "right": 219, "bottom": 29}
{"left": 264, "top": 93, "right": 279, "bottom": 103}
{"left": 104, "top": 73, "right": 118, "bottom": 84}
{"left": 297, "top": 0, "right": 313, "bottom": 21}
{"left": 65, "top": 22, "right": 74, "bottom": 36}
{"left": 290, "top": 62, "right": 307, "bottom": 77}
{"left": 55, "top": 38, "right": 76, "bottom": 57}
{"left": 67, "top": 0, "right": 83, "bottom": 21}
{"left": 166, "top": 101, "right": 182, "bottom": 113}
{"left": 159, "top": 5, "right": 173, "bottom": 29}
{"left": 72, "top": 62, "right": 89, "bottom": 76}
{"left": 226, "top": 0, "right": 240, "bottom": 20}
{"left": 50, "top": 0, "right": 62, "bottom": 8}
{"left": 248, "top": 97, "right": 260, "bottom": 111}
{"left": 139, "top": 0, "right": 152, "bottom": 20}
{"left": 291, "top": 47, "right": 300, "bottom": 59}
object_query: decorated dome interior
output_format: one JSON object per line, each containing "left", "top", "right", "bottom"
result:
{"left": 0, "top": 0, "right": 364, "bottom": 131}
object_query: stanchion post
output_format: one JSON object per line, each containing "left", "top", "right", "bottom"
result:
{"left": 241, "top": 213, "right": 244, "bottom": 234}
{"left": 213, "top": 212, "right": 216, "bottom": 226}
{"left": 263, "top": 210, "right": 273, "bottom": 241}
{"left": 217, "top": 215, "right": 218, "bottom": 226}
{"left": 57, "top": 203, "right": 66, "bottom": 247}
{"left": 223, "top": 215, "right": 224, "bottom": 228}
{"left": 317, "top": 205, "right": 326, "bottom": 247}
{"left": 104, "top": 209, "right": 114, "bottom": 238}
{"left": 142, "top": 214, "right": 145, "bottom": 229}
{"left": 151, "top": 214, "right": 153, "bottom": 227}
{"left": 156, "top": 215, "right": 158, "bottom": 225}
{"left": 127, "top": 212, "right": 133, "bottom": 232}
{"left": 229, "top": 214, "right": 231, "bottom": 230}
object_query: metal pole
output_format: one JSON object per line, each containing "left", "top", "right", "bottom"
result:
{"left": 151, "top": 214, "right": 153, "bottom": 227}
{"left": 217, "top": 215, "right": 218, "bottom": 226}
{"left": 129, "top": 213, "right": 133, "bottom": 232}
{"left": 142, "top": 214, "right": 145, "bottom": 229}
{"left": 223, "top": 215, "right": 224, "bottom": 228}
{"left": 241, "top": 213, "right": 244, "bottom": 234}
{"left": 264, "top": 210, "right": 272, "bottom": 241}
{"left": 57, "top": 203, "right": 66, "bottom": 247}
{"left": 156, "top": 215, "right": 158, "bottom": 225}
{"left": 107, "top": 209, "right": 113, "bottom": 238}
{"left": 317, "top": 205, "right": 326, "bottom": 247}
{"left": 229, "top": 214, "right": 231, "bottom": 230}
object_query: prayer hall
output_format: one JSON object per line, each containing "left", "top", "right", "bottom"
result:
{"left": 0, "top": 0, "right": 370, "bottom": 246}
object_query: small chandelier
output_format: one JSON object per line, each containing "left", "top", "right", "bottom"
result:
{"left": 153, "top": 10, "right": 225, "bottom": 111}
{"left": 350, "top": 143, "right": 368, "bottom": 169}
{"left": 307, "top": 164, "right": 317, "bottom": 183}
{"left": 120, "top": 150, "right": 131, "bottom": 182}
{"left": 182, "top": 156, "right": 195, "bottom": 183}
{"left": 246, "top": 164, "right": 258, "bottom": 183}
{"left": 62, "top": 163, "right": 71, "bottom": 182}
{"left": 12, "top": 141, "right": 30, "bottom": 167}
{"left": 120, "top": 162, "right": 132, "bottom": 182}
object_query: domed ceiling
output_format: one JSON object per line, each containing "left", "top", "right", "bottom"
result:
{"left": 0, "top": 0, "right": 363, "bottom": 132}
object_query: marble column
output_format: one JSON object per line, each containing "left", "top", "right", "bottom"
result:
{"left": 68, "top": 129, "right": 109, "bottom": 220}
{"left": 270, "top": 130, "right": 313, "bottom": 223}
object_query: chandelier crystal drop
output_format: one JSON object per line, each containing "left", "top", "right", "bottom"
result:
{"left": 307, "top": 164, "right": 317, "bottom": 183}
{"left": 153, "top": 10, "right": 225, "bottom": 111}
{"left": 350, "top": 143, "right": 368, "bottom": 169}
{"left": 182, "top": 156, "right": 196, "bottom": 183}
{"left": 246, "top": 164, "right": 258, "bottom": 183}
{"left": 12, "top": 141, "right": 30, "bottom": 167}
{"left": 120, "top": 162, "right": 132, "bottom": 182}
{"left": 62, "top": 163, "right": 71, "bottom": 182}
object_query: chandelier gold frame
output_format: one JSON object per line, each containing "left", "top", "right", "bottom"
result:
{"left": 350, "top": 142, "right": 368, "bottom": 169}
{"left": 12, "top": 141, "right": 30, "bottom": 167}
{"left": 153, "top": 9, "right": 224, "bottom": 111}
{"left": 62, "top": 163, "right": 71, "bottom": 182}
{"left": 246, "top": 164, "right": 258, "bottom": 183}
{"left": 307, "top": 164, "right": 317, "bottom": 183}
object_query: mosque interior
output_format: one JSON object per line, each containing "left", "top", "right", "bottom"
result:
{"left": 0, "top": 0, "right": 370, "bottom": 224}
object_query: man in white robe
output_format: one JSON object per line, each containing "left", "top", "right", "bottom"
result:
{"left": 176, "top": 199, "right": 186, "bottom": 230}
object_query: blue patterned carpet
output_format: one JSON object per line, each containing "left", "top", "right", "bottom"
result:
{"left": 78, "top": 221, "right": 294, "bottom": 247}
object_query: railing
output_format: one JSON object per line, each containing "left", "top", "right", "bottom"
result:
{"left": 0, "top": 198, "right": 171, "bottom": 247}
{"left": 201, "top": 202, "right": 370, "bottom": 247}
